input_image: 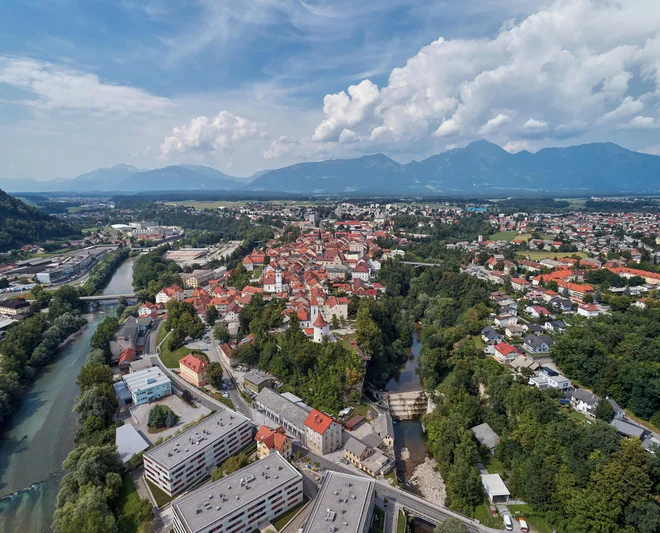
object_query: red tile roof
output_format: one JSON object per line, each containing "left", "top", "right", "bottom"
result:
{"left": 179, "top": 353, "right": 207, "bottom": 374}
{"left": 304, "top": 409, "right": 335, "bottom": 434}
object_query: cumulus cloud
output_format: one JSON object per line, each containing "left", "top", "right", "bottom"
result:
{"left": 290, "top": 0, "right": 660, "bottom": 157}
{"left": 160, "top": 111, "right": 266, "bottom": 158}
{"left": 522, "top": 119, "right": 548, "bottom": 131}
{"left": 0, "top": 56, "right": 170, "bottom": 114}
{"left": 503, "top": 140, "right": 534, "bottom": 153}
{"left": 626, "top": 115, "right": 658, "bottom": 128}
{"left": 479, "top": 113, "right": 511, "bottom": 135}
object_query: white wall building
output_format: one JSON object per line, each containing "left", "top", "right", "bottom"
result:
{"left": 171, "top": 453, "right": 303, "bottom": 533}
{"left": 144, "top": 409, "right": 254, "bottom": 496}
{"left": 304, "top": 410, "right": 342, "bottom": 455}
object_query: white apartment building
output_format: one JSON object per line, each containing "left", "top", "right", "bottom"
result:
{"left": 144, "top": 409, "right": 254, "bottom": 497}
{"left": 304, "top": 409, "right": 342, "bottom": 455}
{"left": 171, "top": 453, "right": 303, "bottom": 533}
{"left": 301, "top": 471, "right": 375, "bottom": 533}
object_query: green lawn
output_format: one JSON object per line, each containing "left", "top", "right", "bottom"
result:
{"left": 507, "top": 504, "right": 554, "bottom": 533}
{"left": 207, "top": 391, "right": 235, "bottom": 410}
{"left": 472, "top": 503, "right": 504, "bottom": 529}
{"left": 159, "top": 345, "right": 208, "bottom": 369}
{"left": 369, "top": 506, "right": 385, "bottom": 533}
{"left": 116, "top": 476, "right": 142, "bottom": 533}
{"left": 397, "top": 510, "right": 407, "bottom": 533}
{"left": 491, "top": 231, "right": 523, "bottom": 241}
{"left": 516, "top": 250, "right": 588, "bottom": 261}
{"left": 473, "top": 336, "right": 486, "bottom": 350}
{"left": 271, "top": 497, "right": 309, "bottom": 530}
{"left": 146, "top": 479, "right": 174, "bottom": 507}
{"left": 352, "top": 402, "right": 373, "bottom": 418}
{"left": 482, "top": 456, "right": 506, "bottom": 474}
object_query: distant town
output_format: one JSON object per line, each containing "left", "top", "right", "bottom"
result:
{"left": 2, "top": 192, "right": 660, "bottom": 533}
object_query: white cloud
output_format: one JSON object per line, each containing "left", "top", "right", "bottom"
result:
{"left": 626, "top": 115, "right": 658, "bottom": 128}
{"left": 522, "top": 118, "right": 548, "bottom": 130}
{"left": 289, "top": 0, "right": 660, "bottom": 158}
{"left": 160, "top": 111, "right": 266, "bottom": 157}
{"left": 0, "top": 56, "right": 170, "bottom": 114}
{"left": 640, "top": 145, "right": 660, "bottom": 155}
{"left": 312, "top": 80, "right": 380, "bottom": 142}
{"left": 479, "top": 113, "right": 511, "bottom": 135}
{"left": 503, "top": 140, "right": 534, "bottom": 153}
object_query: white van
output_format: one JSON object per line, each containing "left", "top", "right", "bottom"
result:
{"left": 519, "top": 517, "right": 530, "bottom": 533}
{"left": 503, "top": 515, "right": 513, "bottom": 531}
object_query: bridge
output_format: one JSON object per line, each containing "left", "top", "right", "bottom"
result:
{"left": 79, "top": 293, "right": 136, "bottom": 301}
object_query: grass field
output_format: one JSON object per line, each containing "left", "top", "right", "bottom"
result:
{"left": 516, "top": 250, "right": 588, "bottom": 261}
{"left": 159, "top": 345, "right": 208, "bottom": 369}
{"left": 369, "top": 505, "right": 385, "bottom": 533}
{"left": 116, "top": 476, "right": 142, "bottom": 533}
{"left": 397, "top": 510, "right": 406, "bottom": 533}
{"left": 473, "top": 503, "right": 505, "bottom": 529}
{"left": 271, "top": 497, "right": 309, "bottom": 530}
{"left": 146, "top": 479, "right": 174, "bottom": 507}
{"left": 491, "top": 231, "right": 528, "bottom": 241}
{"left": 507, "top": 504, "right": 555, "bottom": 533}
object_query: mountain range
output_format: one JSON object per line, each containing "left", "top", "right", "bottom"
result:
{"left": 2, "top": 141, "right": 660, "bottom": 195}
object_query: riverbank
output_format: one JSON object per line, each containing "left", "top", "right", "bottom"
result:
{"left": 409, "top": 457, "right": 446, "bottom": 506}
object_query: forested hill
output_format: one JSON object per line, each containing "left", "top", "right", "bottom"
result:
{"left": 0, "top": 189, "right": 79, "bottom": 252}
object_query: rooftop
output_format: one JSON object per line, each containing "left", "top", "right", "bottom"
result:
{"left": 172, "top": 453, "right": 301, "bottom": 533}
{"left": 145, "top": 409, "right": 252, "bottom": 470}
{"left": 123, "top": 367, "right": 171, "bottom": 393}
{"left": 304, "top": 409, "right": 336, "bottom": 435}
{"left": 255, "top": 388, "right": 311, "bottom": 429}
{"left": 301, "top": 471, "right": 375, "bottom": 533}
{"left": 116, "top": 424, "right": 150, "bottom": 464}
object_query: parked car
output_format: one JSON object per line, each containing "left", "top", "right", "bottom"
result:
{"left": 519, "top": 518, "right": 529, "bottom": 533}
{"left": 503, "top": 515, "right": 513, "bottom": 531}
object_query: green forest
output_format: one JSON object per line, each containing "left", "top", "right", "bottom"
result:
{"left": 0, "top": 189, "right": 80, "bottom": 252}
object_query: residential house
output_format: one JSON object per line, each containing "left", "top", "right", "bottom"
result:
{"left": 544, "top": 320, "right": 568, "bottom": 333}
{"left": 155, "top": 285, "right": 184, "bottom": 304}
{"left": 470, "top": 423, "right": 500, "bottom": 453}
{"left": 243, "top": 371, "right": 273, "bottom": 395}
{"left": 481, "top": 326, "right": 501, "bottom": 345}
{"left": 523, "top": 334, "right": 554, "bottom": 354}
{"left": 373, "top": 412, "right": 394, "bottom": 448}
{"left": 505, "top": 325, "right": 525, "bottom": 339}
{"left": 577, "top": 304, "right": 606, "bottom": 318}
{"left": 0, "top": 298, "right": 29, "bottom": 315}
{"left": 510, "top": 355, "right": 540, "bottom": 373}
{"left": 566, "top": 389, "right": 600, "bottom": 418}
{"left": 525, "top": 305, "right": 552, "bottom": 319}
{"left": 510, "top": 277, "right": 531, "bottom": 292}
{"left": 178, "top": 353, "right": 208, "bottom": 387}
{"left": 110, "top": 317, "right": 138, "bottom": 362}
{"left": 529, "top": 367, "right": 571, "bottom": 390}
{"left": 255, "top": 425, "right": 292, "bottom": 459}
{"left": 304, "top": 409, "right": 342, "bottom": 455}
{"left": 494, "top": 314, "right": 518, "bottom": 327}
{"left": 343, "top": 437, "right": 391, "bottom": 477}
{"left": 493, "top": 343, "right": 521, "bottom": 364}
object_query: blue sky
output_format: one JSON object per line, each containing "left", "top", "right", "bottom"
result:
{"left": 1, "top": 0, "right": 660, "bottom": 179}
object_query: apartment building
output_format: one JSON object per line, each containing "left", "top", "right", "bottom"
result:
{"left": 144, "top": 409, "right": 254, "bottom": 497}
{"left": 301, "top": 471, "right": 375, "bottom": 533}
{"left": 304, "top": 409, "right": 342, "bottom": 455}
{"left": 171, "top": 453, "right": 303, "bottom": 533}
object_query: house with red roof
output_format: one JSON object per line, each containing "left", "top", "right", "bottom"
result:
{"left": 178, "top": 353, "right": 208, "bottom": 387}
{"left": 304, "top": 409, "right": 342, "bottom": 454}
{"left": 255, "top": 425, "right": 292, "bottom": 459}
{"left": 156, "top": 285, "right": 184, "bottom": 304}
{"left": 117, "top": 348, "right": 136, "bottom": 372}
{"left": 493, "top": 343, "right": 523, "bottom": 364}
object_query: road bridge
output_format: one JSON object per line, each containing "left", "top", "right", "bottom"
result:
{"left": 401, "top": 261, "right": 443, "bottom": 267}
{"left": 79, "top": 293, "right": 135, "bottom": 301}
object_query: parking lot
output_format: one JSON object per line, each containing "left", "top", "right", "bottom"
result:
{"left": 129, "top": 394, "right": 212, "bottom": 444}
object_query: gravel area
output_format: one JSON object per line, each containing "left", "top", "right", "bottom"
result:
{"left": 409, "top": 457, "right": 446, "bottom": 505}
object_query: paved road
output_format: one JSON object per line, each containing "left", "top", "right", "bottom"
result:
{"left": 294, "top": 444, "right": 496, "bottom": 533}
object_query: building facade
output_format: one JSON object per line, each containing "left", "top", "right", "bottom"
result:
{"left": 178, "top": 353, "right": 208, "bottom": 387}
{"left": 123, "top": 367, "right": 172, "bottom": 405}
{"left": 171, "top": 453, "right": 302, "bottom": 533}
{"left": 304, "top": 410, "right": 342, "bottom": 455}
{"left": 144, "top": 409, "right": 254, "bottom": 497}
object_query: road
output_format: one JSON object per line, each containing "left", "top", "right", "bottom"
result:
{"left": 294, "top": 444, "right": 498, "bottom": 533}
{"left": 144, "top": 324, "right": 496, "bottom": 533}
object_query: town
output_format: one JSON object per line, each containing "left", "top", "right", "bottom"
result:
{"left": 3, "top": 194, "right": 660, "bottom": 533}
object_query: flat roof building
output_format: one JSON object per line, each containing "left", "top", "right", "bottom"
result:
{"left": 481, "top": 473, "right": 511, "bottom": 504}
{"left": 144, "top": 409, "right": 254, "bottom": 497}
{"left": 123, "top": 367, "right": 172, "bottom": 406}
{"left": 301, "top": 471, "right": 375, "bottom": 533}
{"left": 171, "top": 453, "right": 302, "bottom": 533}
{"left": 116, "top": 423, "right": 150, "bottom": 464}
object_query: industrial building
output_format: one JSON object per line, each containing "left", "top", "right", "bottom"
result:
{"left": 122, "top": 367, "right": 172, "bottom": 406}
{"left": 171, "top": 453, "right": 303, "bottom": 533}
{"left": 35, "top": 245, "right": 117, "bottom": 284}
{"left": 254, "top": 388, "right": 310, "bottom": 442}
{"left": 301, "top": 471, "right": 375, "bottom": 533}
{"left": 144, "top": 409, "right": 254, "bottom": 497}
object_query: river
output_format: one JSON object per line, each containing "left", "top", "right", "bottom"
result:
{"left": 385, "top": 330, "right": 430, "bottom": 481}
{"left": 0, "top": 257, "right": 135, "bottom": 533}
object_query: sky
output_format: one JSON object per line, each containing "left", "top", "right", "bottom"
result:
{"left": 2, "top": 0, "right": 660, "bottom": 180}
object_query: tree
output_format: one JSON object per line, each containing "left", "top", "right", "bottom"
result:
{"left": 206, "top": 305, "right": 219, "bottom": 326}
{"left": 74, "top": 385, "right": 117, "bottom": 428}
{"left": 595, "top": 398, "right": 615, "bottom": 422}
{"left": 434, "top": 518, "right": 467, "bottom": 533}
{"left": 181, "top": 389, "right": 194, "bottom": 404}
{"left": 77, "top": 363, "right": 113, "bottom": 392}
{"left": 148, "top": 405, "right": 178, "bottom": 428}
{"left": 583, "top": 293, "right": 594, "bottom": 303}
{"left": 207, "top": 362, "right": 224, "bottom": 389}
{"left": 214, "top": 322, "right": 230, "bottom": 343}
{"left": 86, "top": 349, "right": 107, "bottom": 366}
